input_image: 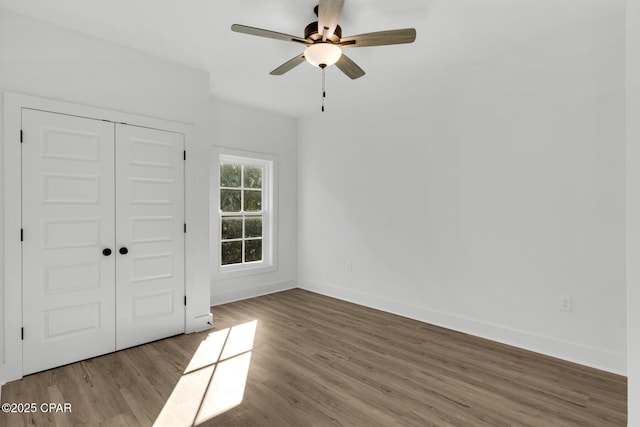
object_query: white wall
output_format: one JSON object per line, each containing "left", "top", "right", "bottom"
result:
{"left": 298, "top": 13, "right": 626, "bottom": 373}
{"left": 0, "top": 9, "right": 212, "bottom": 379}
{"left": 209, "top": 98, "right": 298, "bottom": 305}
{"left": 627, "top": 0, "right": 640, "bottom": 422}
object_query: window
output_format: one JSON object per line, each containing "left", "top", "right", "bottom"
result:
{"left": 213, "top": 149, "right": 276, "bottom": 277}
{"left": 220, "top": 162, "right": 264, "bottom": 265}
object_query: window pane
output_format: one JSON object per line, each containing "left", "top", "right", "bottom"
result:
{"left": 221, "top": 241, "right": 242, "bottom": 265}
{"left": 221, "top": 216, "right": 243, "bottom": 240}
{"left": 244, "top": 166, "right": 262, "bottom": 189}
{"left": 244, "top": 190, "right": 262, "bottom": 212}
{"left": 220, "top": 164, "right": 241, "bottom": 187}
{"left": 220, "top": 189, "right": 241, "bottom": 212}
{"left": 245, "top": 216, "right": 262, "bottom": 238}
{"left": 245, "top": 239, "right": 262, "bottom": 262}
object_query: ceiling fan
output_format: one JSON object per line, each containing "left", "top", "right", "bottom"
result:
{"left": 231, "top": 0, "right": 417, "bottom": 80}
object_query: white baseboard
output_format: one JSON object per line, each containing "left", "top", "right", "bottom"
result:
{"left": 189, "top": 313, "right": 214, "bottom": 333}
{"left": 211, "top": 280, "right": 297, "bottom": 306}
{"left": 298, "top": 278, "right": 626, "bottom": 376}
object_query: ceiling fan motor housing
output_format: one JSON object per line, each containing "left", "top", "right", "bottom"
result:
{"left": 305, "top": 22, "right": 342, "bottom": 42}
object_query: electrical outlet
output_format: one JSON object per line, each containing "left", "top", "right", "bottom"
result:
{"left": 560, "top": 296, "right": 572, "bottom": 312}
{"left": 346, "top": 261, "right": 352, "bottom": 272}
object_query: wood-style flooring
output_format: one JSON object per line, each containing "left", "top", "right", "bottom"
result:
{"left": 0, "top": 289, "right": 627, "bottom": 426}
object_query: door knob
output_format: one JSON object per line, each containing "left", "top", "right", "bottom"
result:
{"left": 102, "top": 248, "right": 112, "bottom": 256}
{"left": 119, "top": 247, "right": 128, "bottom": 255}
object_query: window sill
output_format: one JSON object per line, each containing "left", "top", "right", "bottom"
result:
{"left": 213, "top": 262, "right": 277, "bottom": 280}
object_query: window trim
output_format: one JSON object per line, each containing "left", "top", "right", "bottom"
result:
{"left": 211, "top": 147, "right": 277, "bottom": 279}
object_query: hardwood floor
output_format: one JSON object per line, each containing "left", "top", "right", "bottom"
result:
{"left": 0, "top": 289, "right": 627, "bottom": 426}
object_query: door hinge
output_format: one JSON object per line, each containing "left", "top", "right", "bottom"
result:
{"left": 20, "top": 228, "right": 23, "bottom": 242}
{"left": 183, "top": 150, "right": 186, "bottom": 161}
{"left": 184, "top": 296, "right": 187, "bottom": 306}
{"left": 20, "top": 130, "right": 23, "bottom": 143}
{"left": 184, "top": 223, "right": 187, "bottom": 233}
{"left": 21, "top": 327, "right": 24, "bottom": 340}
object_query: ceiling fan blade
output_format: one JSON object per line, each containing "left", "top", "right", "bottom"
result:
{"left": 318, "top": 0, "right": 345, "bottom": 41}
{"left": 270, "top": 54, "right": 307, "bottom": 75}
{"left": 340, "top": 28, "right": 417, "bottom": 47}
{"left": 335, "top": 54, "right": 365, "bottom": 80}
{"left": 231, "top": 24, "right": 308, "bottom": 44}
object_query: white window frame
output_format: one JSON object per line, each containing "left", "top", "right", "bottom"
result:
{"left": 211, "top": 147, "right": 277, "bottom": 279}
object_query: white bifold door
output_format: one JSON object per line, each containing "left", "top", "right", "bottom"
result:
{"left": 21, "top": 109, "right": 185, "bottom": 375}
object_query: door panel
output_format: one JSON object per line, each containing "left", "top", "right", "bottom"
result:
{"left": 115, "top": 124, "right": 185, "bottom": 350}
{"left": 22, "top": 109, "right": 116, "bottom": 375}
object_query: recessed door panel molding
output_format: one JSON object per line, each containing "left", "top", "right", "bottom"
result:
{"left": 42, "top": 218, "right": 102, "bottom": 249}
{"left": 41, "top": 128, "right": 101, "bottom": 162}
{"left": 22, "top": 109, "right": 116, "bottom": 375}
{"left": 130, "top": 216, "right": 174, "bottom": 243}
{"left": 130, "top": 178, "right": 174, "bottom": 205}
{"left": 43, "top": 302, "right": 102, "bottom": 341}
{"left": 132, "top": 290, "right": 175, "bottom": 321}
{"left": 115, "top": 123, "right": 185, "bottom": 350}
{"left": 42, "top": 173, "right": 101, "bottom": 204}
{"left": 131, "top": 253, "right": 174, "bottom": 283}
{"left": 130, "top": 138, "right": 173, "bottom": 168}
{"left": 45, "top": 261, "right": 101, "bottom": 293}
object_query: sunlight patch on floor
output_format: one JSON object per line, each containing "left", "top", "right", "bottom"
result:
{"left": 154, "top": 320, "right": 257, "bottom": 427}
{"left": 194, "top": 351, "right": 253, "bottom": 425}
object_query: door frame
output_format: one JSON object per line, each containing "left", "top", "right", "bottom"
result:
{"left": 2, "top": 92, "right": 197, "bottom": 382}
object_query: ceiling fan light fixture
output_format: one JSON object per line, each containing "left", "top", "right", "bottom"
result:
{"left": 304, "top": 43, "right": 342, "bottom": 68}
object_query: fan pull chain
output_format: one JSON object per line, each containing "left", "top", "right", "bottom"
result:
{"left": 321, "top": 65, "right": 326, "bottom": 112}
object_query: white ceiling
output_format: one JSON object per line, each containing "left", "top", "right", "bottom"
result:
{"left": 0, "top": 0, "right": 622, "bottom": 117}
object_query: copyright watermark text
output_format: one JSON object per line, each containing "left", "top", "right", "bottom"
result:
{"left": 2, "top": 402, "right": 72, "bottom": 413}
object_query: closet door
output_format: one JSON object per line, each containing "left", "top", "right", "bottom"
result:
{"left": 115, "top": 124, "right": 185, "bottom": 350}
{"left": 22, "top": 109, "right": 116, "bottom": 375}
